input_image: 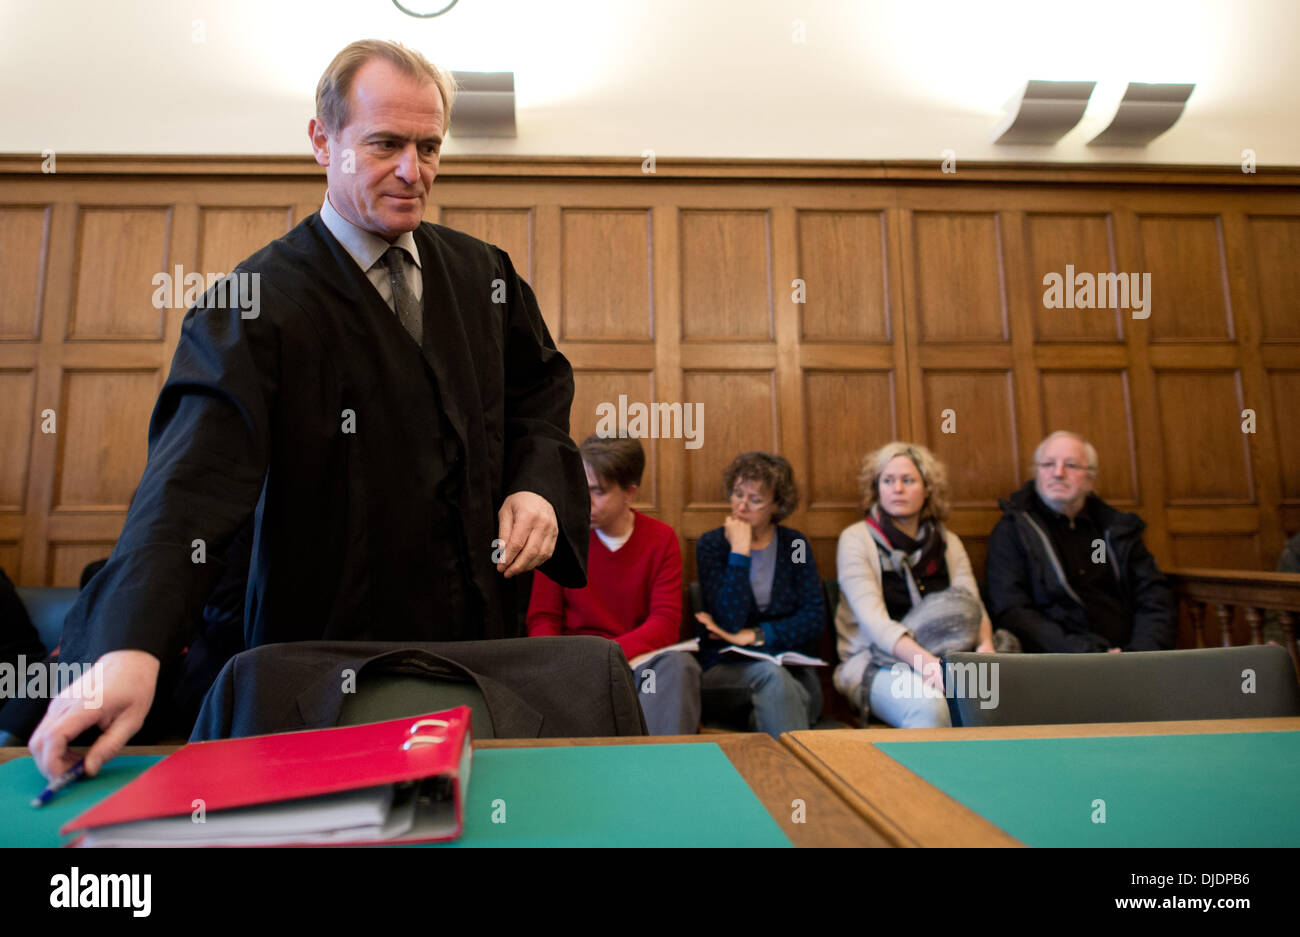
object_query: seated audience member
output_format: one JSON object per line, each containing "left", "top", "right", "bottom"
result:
{"left": 528, "top": 435, "right": 700, "bottom": 735}
{"left": 987, "top": 430, "right": 1175, "bottom": 652}
{"left": 695, "top": 452, "right": 824, "bottom": 738}
{"left": 834, "top": 442, "right": 1016, "bottom": 729}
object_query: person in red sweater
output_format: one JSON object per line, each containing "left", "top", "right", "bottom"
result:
{"left": 527, "top": 435, "right": 701, "bottom": 734}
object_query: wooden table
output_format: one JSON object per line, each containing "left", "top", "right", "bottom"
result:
{"left": 2, "top": 732, "right": 889, "bottom": 848}
{"left": 782, "top": 717, "right": 1300, "bottom": 847}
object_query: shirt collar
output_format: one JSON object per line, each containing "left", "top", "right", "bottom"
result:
{"left": 320, "top": 194, "right": 422, "bottom": 273}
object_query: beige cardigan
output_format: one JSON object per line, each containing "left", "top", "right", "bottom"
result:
{"left": 832, "top": 519, "right": 988, "bottom": 700}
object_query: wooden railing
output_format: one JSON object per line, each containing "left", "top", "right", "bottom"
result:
{"left": 1166, "top": 568, "right": 1300, "bottom": 679}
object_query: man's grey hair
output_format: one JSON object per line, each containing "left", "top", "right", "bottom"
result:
{"left": 1033, "top": 430, "right": 1098, "bottom": 476}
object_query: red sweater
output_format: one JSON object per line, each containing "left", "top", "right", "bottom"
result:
{"left": 526, "top": 511, "right": 683, "bottom": 661}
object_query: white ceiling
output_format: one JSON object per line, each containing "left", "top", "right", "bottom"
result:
{"left": 2, "top": 0, "right": 1296, "bottom": 164}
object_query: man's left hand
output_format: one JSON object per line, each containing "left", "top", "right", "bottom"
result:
{"left": 496, "top": 491, "right": 558, "bottom": 578}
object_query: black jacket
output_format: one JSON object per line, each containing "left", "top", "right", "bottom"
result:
{"left": 191, "top": 637, "right": 647, "bottom": 741}
{"left": 59, "top": 215, "right": 588, "bottom": 667}
{"left": 986, "top": 481, "right": 1176, "bottom": 652}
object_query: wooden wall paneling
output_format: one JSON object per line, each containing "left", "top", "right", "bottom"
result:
{"left": 1245, "top": 214, "right": 1300, "bottom": 342}
{"left": 532, "top": 203, "right": 561, "bottom": 342}
{"left": 1268, "top": 370, "right": 1300, "bottom": 506}
{"left": 1023, "top": 211, "right": 1123, "bottom": 342}
{"left": 1112, "top": 207, "right": 1170, "bottom": 564}
{"left": 438, "top": 207, "right": 535, "bottom": 283}
{"left": 680, "top": 370, "right": 778, "bottom": 520}
{"left": 1169, "top": 533, "right": 1263, "bottom": 571}
{"left": 1154, "top": 369, "right": 1253, "bottom": 505}
{"left": 679, "top": 209, "right": 772, "bottom": 341}
{"left": 919, "top": 369, "right": 1020, "bottom": 507}
{"left": 4, "top": 164, "right": 1299, "bottom": 579}
{"left": 0, "top": 541, "right": 19, "bottom": 575}
{"left": 771, "top": 202, "right": 808, "bottom": 528}
{"left": 558, "top": 207, "right": 652, "bottom": 341}
{"left": 0, "top": 204, "right": 51, "bottom": 340}
{"left": 17, "top": 199, "right": 77, "bottom": 584}
{"left": 795, "top": 208, "right": 890, "bottom": 342}
{"left": 51, "top": 369, "right": 157, "bottom": 511}
{"left": 802, "top": 370, "right": 897, "bottom": 509}
{"left": 909, "top": 209, "right": 1008, "bottom": 343}
{"left": 0, "top": 370, "right": 36, "bottom": 511}
{"left": 1137, "top": 213, "right": 1234, "bottom": 342}
{"left": 1222, "top": 210, "right": 1285, "bottom": 564}
{"left": 45, "top": 541, "right": 117, "bottom": 588}
{"left": 66, "top": 205, "right": 170, "bottom": 341}
{"left": 652, "top": 203, "right": 684, "bottom": 524}
{"left": 1003, "top": 208, "right": 1044, "bottom": 497}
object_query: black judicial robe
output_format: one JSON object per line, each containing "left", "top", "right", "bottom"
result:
{"left": 60, "top": 214, "right": 588, "bottom": 666}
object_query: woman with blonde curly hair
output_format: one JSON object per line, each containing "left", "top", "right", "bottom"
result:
{"left": 833, "top": 442, "right": 1017, "bottom": 728}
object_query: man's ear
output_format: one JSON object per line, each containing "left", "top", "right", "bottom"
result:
{"left": 307, "top": 118, "right": 331, "bottom": 168}
{"left": 623, "top": 483, "right": 640, "bottom": 504}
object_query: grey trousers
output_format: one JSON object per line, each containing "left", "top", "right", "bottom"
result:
{"left": 633, "top": 650, "right": 703, "bottom": 735}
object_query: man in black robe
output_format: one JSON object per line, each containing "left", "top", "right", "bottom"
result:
{"left": 30, "top": 40, "right": 588, "bottom": 779}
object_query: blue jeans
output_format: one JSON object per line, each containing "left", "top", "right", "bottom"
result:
{"left": 700, "top": 659, "right": 822, "bottom": 738}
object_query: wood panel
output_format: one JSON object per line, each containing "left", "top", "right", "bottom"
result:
{"left": 1024, "top": 212, "right": 1121, "bottom": 342}
{"left": 920, "top": 370, "right": 1019, "bottom": 506}
{"left": 680, "top": 210, "right": 771, "bottom": 341}
{"left": 1154, "top": 370, "right": 1253, "bottom": 504}
{"left": 1247, "top": 216, "right": 1300, "bottom": 342}
{"left": 1269, "top": 369, "right": 1300, "bottom": 503}
{"left": 197, "top": 206, "right": 294, "bottom": 280}
{"left": 803, "top": 370, "right": 896, "bottom": 508}
{"left": 1137, "top": 214, "right": 1233, "bottom": 341}
{"left": 559, "top": 209, "right": 651, "bottom": 341}
{"left": 0, "top": 205, "right": 50, "bottom": 340}
{"left": 1169, "top": 534, "right": 1263, "bottom": 571}
{"left": 438, "top": 207, "right": 534, "bottom": 282}
{"left": 0, "top": 370, "right": 35, "bottom": 511}
{"left": 67, "top": 206, "right": 170, "bottom": 340}
{"left": 0, "top": 159, "right": 1296, "bottom": 589}
{"left": 910, "top": 212, "right": 1006, "bottom": 342}
{"left": 52, "top": 370, "right": 156, "bottom": 510}
{"left": 681, "top": 370, "right": 776, "bottom": 508}
{"left": 46, "top": 541, "right": 115, "bottom": 588}
{"left": 796, "top": 210, "right": 889, "bottom": 342}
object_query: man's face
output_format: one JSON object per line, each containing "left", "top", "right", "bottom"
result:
{"left": 1035, "top": 436, "right": 1095, "bottom": 515}
{"left": 308, "top": 59, "right": 444, "bottom": 242}
{"left": 585, "top": 463, "right": 635, "bottom": 532}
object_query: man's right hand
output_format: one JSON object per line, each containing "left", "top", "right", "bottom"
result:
{"left": 29, "top": 650, "right": 160, "bottom": 781}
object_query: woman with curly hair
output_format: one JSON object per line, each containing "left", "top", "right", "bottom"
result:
{"left": 834, "top": 442, "right": 1017, "bottom": 728}
{"left": 694, "top": 452, "right": 825, "bottom": 737}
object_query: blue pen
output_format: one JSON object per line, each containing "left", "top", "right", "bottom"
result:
{"left": 31, "top": 759, "right": 87, "bottom": 808}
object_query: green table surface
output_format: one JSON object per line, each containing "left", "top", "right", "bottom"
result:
{"left": 1, "top": 742, "right": 791, "bottom": 848}
{"left": 876, "top": 731, "right": 1300, "bottom": 847}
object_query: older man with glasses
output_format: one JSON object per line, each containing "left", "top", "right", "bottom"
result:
{"left": 986, "top": 431, "right": 1175, "bottom": 653}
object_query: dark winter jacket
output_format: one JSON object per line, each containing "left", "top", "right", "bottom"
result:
{"left": 986, "top": 481, "right": 1176, "bottom": 652}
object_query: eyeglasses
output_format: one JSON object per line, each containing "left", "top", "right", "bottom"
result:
{"left": 1036, "top": 460, "right": 1093, "bottom": 474}
{"left": 729, "top": 490, "right": 771, "bottom": 509}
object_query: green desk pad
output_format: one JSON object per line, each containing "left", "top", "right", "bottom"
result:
{"left": 876, "top": 731, "right": 1300, "bottom": 847}
{"left": 1, "top": 743, "right": 791, "bottom": 848}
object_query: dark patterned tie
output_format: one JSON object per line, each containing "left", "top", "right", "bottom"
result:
{"left": 380, "top": 247, "right": 422, "bottom": 346}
